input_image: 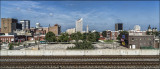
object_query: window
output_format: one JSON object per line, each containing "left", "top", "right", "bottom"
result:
{"left": 132, "top": 38, "right": 134, "bottom": 41}
{"left": 140, "top": 38, "right": 141, "bottom": 40}
{"left": 148, "top": 38, "right": 151, "bottom": 40}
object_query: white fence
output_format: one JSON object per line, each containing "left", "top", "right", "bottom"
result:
{"left": 0, "top": 49, "right": 159, "bottom": 56}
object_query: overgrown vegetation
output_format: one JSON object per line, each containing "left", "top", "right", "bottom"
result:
{"left": 146, "top": 31, "right": 159, "bottom": 36}
{"left": 102, "top": 31, "right": 106, "bottom": 37}
{"left": 104, "top": 40, "right": 114, "bottom": 42}
{"left": 9, "top": 43, "right": 14, "bottom": 50}
{"left": 117, "top": 31, "right": 129, "bottom": 40}
{"left": 67, "top": 32, "right": 100, "bottom": 50}
{"left": 140, "top": 46, "right": 155, "bottom": 49}
{"left": 45, "top": 32, "right": 57, "bottom": 43}
{"left": 58, "top": 33, "right": 70, "bottom": 42}
{"left": 70, "top": 32, "right": 100, "bottom": 42}
{"left": 67, "top": 41, "right": 94, "bottom": 50}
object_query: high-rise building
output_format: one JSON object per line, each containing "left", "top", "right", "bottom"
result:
{"left": 115, "top": 23, "right": 123, "bottom": 31}
{"left": 16, "top": 23, "right": 22, "bottom": 30}
{"left": 1, "top": 18, "right": 17, "bottom": 33}
{"left": 20, "top": 20, "right": 30, "bottom": 30}
{"left": 76, "top": 18, "right": 83, "bottom": 32}
{"left": 49, "top": 24, "right": 61, "bottom": 36}
{"left": 128, "top": 35, "right": 154, "bottom": 49}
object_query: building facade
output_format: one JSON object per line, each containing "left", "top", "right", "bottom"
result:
{"left": 16, "top": 23, "right": 22, "bottom": 30}
{"left": 106, "top": 30, "right": 119, "bottom": 40}
{"left": 154, "top": 36, "right": 159, "bottom": 48}
{"left": 66, "top": 28, "right": 76, "bottom": 35}
{"left": 128, "top": 35, "right": 154, "bottom": 49}
{"left": 76, "top": 18, "right": 83, "bottom": 32}
{"left": 128, "top": 30, "right": 146, "bottom": 36}
{"left": 49, "top": 24, "right": 61, "bottom": 36}
{"left": 1, "top": 18, "right": 17, "bottom": 33}
{"left": 0, "top": 33, "right": 15, "bottom": 43}
{"left": 20, "top": 20, "right": 30, "bottom": 30}
{"left": 115, "top": 23, "right": 123, "bottom": 31}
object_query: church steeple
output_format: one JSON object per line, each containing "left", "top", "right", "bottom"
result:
{"left": 148, "top": 25, "right": 151, "bottom": 29}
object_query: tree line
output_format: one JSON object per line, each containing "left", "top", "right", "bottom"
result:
{"left": 45, "top": 31, "right": 100, "bottom": 50}
{"left": 45, "top": 31, "right": 100, "bottom": 43}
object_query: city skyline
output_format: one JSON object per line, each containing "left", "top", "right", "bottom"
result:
{"left": 1, "top": 1, "right": 159, "bottom": 32}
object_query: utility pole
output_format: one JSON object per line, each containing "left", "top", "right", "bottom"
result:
{"left": 38, "top": 31, "right": 40, "bottom": 50}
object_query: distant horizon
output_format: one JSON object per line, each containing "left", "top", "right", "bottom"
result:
{"left": 1, "top": 1, "right": 159, "bottom": 32}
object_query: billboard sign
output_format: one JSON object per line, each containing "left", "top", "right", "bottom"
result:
{"left": 122, "top": 35, "right": 125, "bottom": 39}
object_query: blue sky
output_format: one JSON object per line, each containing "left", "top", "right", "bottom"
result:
{"left": 1, "top": 1, "right": 159, "bottom": 32}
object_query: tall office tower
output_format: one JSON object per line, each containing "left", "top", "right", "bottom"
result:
{"left": 115, "top": 23, "right": 123, "bottom": 31}
{"left": 16, "top": 23, "right": 22, "bottom": 30}
{"left": 1, "top": 18, "right": 17, "bottom": 33}
{"left": 76, "top": 18, "right": 83, "bottom": 32}
{"left": 49, "top": 24, "right": 61, "bottom": 36}
{"left": 86, "top": 25, "right": 89, "bottom": 33}
{"left": 20, "top": 20, "right": 30, "bottom": 30}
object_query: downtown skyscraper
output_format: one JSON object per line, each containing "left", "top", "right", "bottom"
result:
{"left": 76, "top": 18, "right": 83, "bottom": 33}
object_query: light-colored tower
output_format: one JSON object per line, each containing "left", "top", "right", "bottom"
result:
{"left": 76, "top": 18, "right": 83, "bottom": 32}
{"left": 86, "top": 25, "right": 89, "bottom": 33}
{"left": 36, "top": 23, "right": 40, "bottom": 28}
{"left": 20, "top": 20, "right": 30, "bottom": 30}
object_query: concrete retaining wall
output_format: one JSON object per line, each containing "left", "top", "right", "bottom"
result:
{"left": 0, "top": 49, "right": 159, "bottom": 56}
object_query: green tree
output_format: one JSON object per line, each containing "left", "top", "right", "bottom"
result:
{"left": 45, "top": 32, "right": 57, "bottom": 43}
{"left": 146, "top": 31, "right": 151, "bottom": 35}
{"left": 70, "top": 32, "right": 83, "bottom": 41}
{"left": 67, "top": 40, "right": 94, "bottom": 50}
{"left": 82, "top": 33, "right": 89, "bottom": 40}
{"left": 94, "top": 32, "right": 100, "bottom": 42}
{"left": 59, "top": 33, "right": 70, "bottom": 42}
{"left": 102, "top": 31, "right": 106, "bottom": 37}
{"left": 88, "top": 33, "right": 96, "bottom": 42}
{"left": 117, "top": 31, "right": 129, "bottom": 40}
{"left": 152, "top": 31, "right": 159, "bottom": 36}
{"left": 82, "top": 32, "right": 100, "bottom": 42}
{"left": 9, "top": 43, "right": 14, "bottom": 50}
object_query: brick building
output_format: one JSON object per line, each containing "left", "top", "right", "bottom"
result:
{"left": 0, "top": 33, "right": 15, "bottom": 43}
{"left": 1, "top": 18, "right": 17, "bottom": 33}
{"left": 106, "top": 30, "right": 119, "bottom": 40}
{"left": 128, "top": 35, "right": 154, "bottom": 49}
{"left": 34, "top": 35, "right": 45, "bottom": 41}
{"left": 49, "top": 24, "right": 61, "bottom": 36}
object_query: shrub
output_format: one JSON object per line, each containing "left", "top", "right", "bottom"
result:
{"left": 67, "top": 40, "right": 94, "bottom": 50}
{"left": 140, "top": 46, "right": 155, "bottom": 49}
{"left": 9, "top": 43, "right": 14, "bottom": 50}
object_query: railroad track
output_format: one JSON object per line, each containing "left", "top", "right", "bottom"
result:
{"left": 0, "top": 55, "right": 159, "bottom": 69}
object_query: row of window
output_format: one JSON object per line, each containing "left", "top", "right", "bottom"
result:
{"left": 131, "top": 38, "right": 152, "bottom": 41}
